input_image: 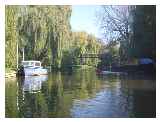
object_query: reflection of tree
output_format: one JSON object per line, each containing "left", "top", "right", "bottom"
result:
{"left": 5, "top": 79, "right": 19, "bottom": 117}
{"left": 74, "top": 70, "right": 89, "bottom": 99}
{"left": 6, "top": 69, "right": 104, "bottom": 117}
{"left": 16, "top": 76, "right": 49, "bottom": 117}
{"left": 131, "top": 90, "right": 156, "bottom": 117}
{"left": 119, "top": 76, "right": 156, "bottom": 117}
{"left": 17, "top": 77, "right": 25, "bottom": 117}
{"left": 19, "top": 92, "right": 48, "bottom": 117}
{"left": 41, "top": 72, "right": 65, "bottom": 117}
{"left": 43, "top": 69, "right": 102, "bottom": 117}
{"left": 72, "top": 69, "right": 101, "bottom": 99}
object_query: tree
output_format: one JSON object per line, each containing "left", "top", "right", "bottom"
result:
{"left": 6, "top": 5, "right": 102, "bottom": 70}
{"left": 99, "top": 5, "right": 134, "bottom": 64}
{"left": 71, "top": 32, "right": 102, "bottom": 66}
{"left": 130, "top": 5, "right": 156, "bottom": 61}
{"left": 99, "top": 5, "right": 156, "bottom": 66}
{"left": 6, "top": 5, "right": 72, "bottom": 69}
{"left": 99, "top": 6, "right": 132, "bottom": 41}
{"left": 5, "top": 6, "right": 18, "bottom": 68}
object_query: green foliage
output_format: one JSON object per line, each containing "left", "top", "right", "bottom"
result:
{"left": 99, "top": 5, "right": 156, "bottom": 66}
{"left": 16, "top": 6, "right": 72, "bottom": 69}
{"left": 61, "top": 50, "right": 74, "bottom": 69}
{"left": 99, "top": 41, "right": 120, "bottom": 67}
{"left": 130, "top": 5, "right": 156, "bottom": 61}
{"left": 70, "top": 32, "right": 101, "bottom": 66}
{"left": 5, "top": 6, "right": 18, "bottom": 68}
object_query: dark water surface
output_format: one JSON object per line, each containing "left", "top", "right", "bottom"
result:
{"left": 5, "top": 69, "right": 156, "bottom": 118}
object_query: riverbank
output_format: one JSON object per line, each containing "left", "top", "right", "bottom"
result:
{"left": 98, "top": 64, "right": 155, "bottom": 75}
{"left": 72, "top": 65, "right": 95, "bottom": 70}
{"left": 5, "top": 68, "right": 16, "bottom": 78}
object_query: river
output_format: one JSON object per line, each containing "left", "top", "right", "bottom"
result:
{"left": 5, "top": 68, "right": 156, "bottom": 118}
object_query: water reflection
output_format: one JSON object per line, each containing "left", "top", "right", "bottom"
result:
{"left": 70, "top": 78, "right": 133, "bottom": 118}
{"left": 5, "top": 69, "right": 156, "bottom": 118}
{"left": 22, "top": 75, "right": 48, "bottom": 93}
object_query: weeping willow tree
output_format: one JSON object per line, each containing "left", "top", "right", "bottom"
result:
{"left": 47, "top": 6, "right": 72, "bottom": 69}
{"left": 17, "top": 6, "right": 48, "bottom": 62}
{"left": 6, "top": 5, "right": 72, "bottom": 69}
{"left": 5, "top": 6, "right": 18, "bottom": 68}
{"left": 16, "top": 6, "right": 72, "bottom": 69}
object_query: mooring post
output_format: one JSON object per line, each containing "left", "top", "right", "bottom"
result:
{"left": 16, "top": 41, "right": 18, "bottom": 69}
{"left": 22, "top": 48, "right": 24, "bottom": 61}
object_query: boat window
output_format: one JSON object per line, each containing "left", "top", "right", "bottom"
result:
{"left": 35, "top": 62, "right": 40, "bottom": 66}
{"left": 22, "top": 62, "right": 29, "bottom": 67}
{"left": 30, "top": 62, "right": 34, "bottom": 66}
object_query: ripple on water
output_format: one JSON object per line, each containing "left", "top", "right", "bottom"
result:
{"left": 70, "top": 88, "right": 132, "bottom": 117}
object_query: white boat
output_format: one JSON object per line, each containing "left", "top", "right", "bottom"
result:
{"left": 18, "top": 60, "right": 48, "bottom": 76}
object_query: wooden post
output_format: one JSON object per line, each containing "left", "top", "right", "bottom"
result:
{"left": 17, "top": 41, "right": 18, "bottom": 69}
{"left": 110, "top": 62, "right": 112, "bottom": 71}
{"left": 22, "top": 48, "right": 24, "bottom": 61}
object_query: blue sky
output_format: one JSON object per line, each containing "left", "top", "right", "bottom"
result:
{"left": 70, "top": 5, "right": 101, "bottom": 38}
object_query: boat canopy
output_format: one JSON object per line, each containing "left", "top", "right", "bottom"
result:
{"left": 21, "top": 61, "right": 41, "bottom": 67}
{"left": 139, "top": 58, "right": 153, "bottom": 65}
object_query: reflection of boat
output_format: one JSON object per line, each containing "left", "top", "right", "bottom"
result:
{"left": 23, "top": 75, "right": 48, "bottom": 93}
{"left": 17, "top": 61, "right": 48, "bottom": 76}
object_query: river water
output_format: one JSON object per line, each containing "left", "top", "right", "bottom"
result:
{"left": 5, "top": 69, "right": 156, "bottom": 118}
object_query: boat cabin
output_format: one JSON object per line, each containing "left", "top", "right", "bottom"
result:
{"left": 21, "top": 61, "right": 42, "bottom": 68}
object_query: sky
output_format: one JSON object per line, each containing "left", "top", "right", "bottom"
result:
{"left": 70, "top": 5, "right": 102, "bottom": 38}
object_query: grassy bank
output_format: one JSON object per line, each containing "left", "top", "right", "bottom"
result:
{"left": 5, "top": 68, "right": 17, "bottom": 78}
{"left": 72, "top": 65, "right": 96, "bottom": 70}
{"left": 6, "top": 68, "right": 16, "bottom": 73}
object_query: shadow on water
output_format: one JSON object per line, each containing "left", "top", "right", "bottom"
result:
{"left": 5, "top": 68, "right": 156, "bottom": 118}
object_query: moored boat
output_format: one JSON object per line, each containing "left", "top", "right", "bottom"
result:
{"left": 17, "top": 60, "right": 48, "bottom": 76}
{"left": 96, "top": 69, "right": 127, "bottom": 75}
